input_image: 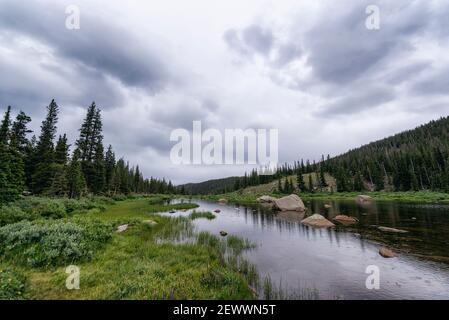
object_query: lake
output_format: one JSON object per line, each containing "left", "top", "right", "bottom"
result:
{"left": 166, "top": 198, "right": 449, "bottom": 300}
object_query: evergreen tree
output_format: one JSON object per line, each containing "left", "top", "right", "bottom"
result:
{"left": 10, "top": 111, "right": 32, "bottom": 154}
{"left": 55, "top": 134, "right": 70, "bottom": 165}
{"left": 68, "top": 149, "right": 87, "bottom": 198}
{"left": 105, "top": 145, "right": 116, "bottom": 192}
{"left": 32, "top": 100, "right": 59, "bottom": 194}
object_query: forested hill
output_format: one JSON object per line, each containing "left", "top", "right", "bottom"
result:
{"left": 182, "top": 115, "right": 449, "bottom": 194}
{"left": 180, "top": 176, "right": 240, "bottom": 195}
{"left": 325, "top": 115, "right": 449, "bottom": 192}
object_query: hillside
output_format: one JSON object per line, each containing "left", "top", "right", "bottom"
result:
{"left": 183, "top": 116, "right": 449, "bottom": 194}
{"left": 181, "top": 176, "right": 240, "bottom": 195}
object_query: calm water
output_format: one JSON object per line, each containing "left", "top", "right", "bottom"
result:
{"left": 167, "top": 198, "right": 449, "bottom": 300}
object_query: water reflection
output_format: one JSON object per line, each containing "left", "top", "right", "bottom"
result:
{"left": 168, "top": 198, "right": 449, "bottom": 299}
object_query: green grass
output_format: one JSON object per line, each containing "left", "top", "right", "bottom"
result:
{"left": 200, "top": 190, "right": 449, "bottom": 205}
{"left": 0, "top": 197, "right": 254, "bottom": 300}
{"left": 189, "top": 211, "right": 216, "bottom": 220}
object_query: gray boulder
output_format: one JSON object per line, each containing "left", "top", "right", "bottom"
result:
{"left": 301, "top": 214, "right": 335, "bottom": 228}
{"left": 273, "top": 194, "right": 306, "bottom": 212}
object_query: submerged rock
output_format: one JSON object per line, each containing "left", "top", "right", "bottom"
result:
{"left": 356, "top": 195, "right": 373, "bottom": 205}
{"left": 301, "top": 214, "right": 335, "bottom": 228}
{"left": 219, "top": 231, "right": 228, "bottom": 237}
{"left": 379, "top": 247, "right": 397, "bottom": 258}
{"left": 378, "top": 226, "right": 409, "bottom": 234}
{"left": 117, "top": 224, "right": 128, "bottom": 233}
{"left": 273, "top": 194, "right": 306, "bottom": 212}
{"left": 333, "top": 215, "right": 359, "bottom": 225}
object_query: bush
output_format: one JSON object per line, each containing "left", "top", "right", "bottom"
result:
{"left": 0, "top": 218, "right": 113, "bottom": 267}
{"left": 112, "top": 194, "right": 127, "bottom": 201}
{"left": 0, "top": 206, "right": 31, "bottom": 226}
{"left": 14, "top": 197, "right": 67, "bottom": 219}
{"left": 0, "top": 268, "right": 27, "bottom": 300}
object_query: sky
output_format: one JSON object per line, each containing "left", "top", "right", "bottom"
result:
{"left": 1, "top": 0, "right": 449, "bottom": 184}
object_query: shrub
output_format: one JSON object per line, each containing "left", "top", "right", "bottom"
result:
{"left": 0, "top": 268, "right": 27, "bottom": 300}
{"left": 0, "top": 206, "right": 31, "bottom": 226}
{"left": 112, "top": 194, "right": 127, "bottom": 201}
{"left": 38, "top": 200, "right": 66, "bottom": 218}
{"left": 0, "top": 218, "right": 113, "bottom": 267}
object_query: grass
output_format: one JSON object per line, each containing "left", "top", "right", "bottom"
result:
{"left": 200, "top": 190, "right": 449, "bottom": 205}
{"left": 0, "top": 197, "right": 255, "bottom": 300}
{"left": 189, "top": 211, "right": 216, "bottom": 220}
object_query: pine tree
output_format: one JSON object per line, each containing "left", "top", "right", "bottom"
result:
{"left": 32, "top": 100, "right": 59, "bottom": 194}
{"left": 105, "top": 145, "right": 116, "bottom": 192}
{"left": 308, "top": 174, "right": 314, "bottom": 192}
{"left": 55, "top": 134, "right": 70, "bottom": 165}
{"left": 0, "top": 106, "right": 15, "bottom": 202}
{"left": 68, "top": 149, "right": 87, "bottom": 198}
{"left": 297, "top": 172, "right": 306, "bottom": 193}
{"left": 10, "top": 111, "right": 32, "bottom": 154}
{"left": 0, "top": 106, "right": 11, "bottom": 144}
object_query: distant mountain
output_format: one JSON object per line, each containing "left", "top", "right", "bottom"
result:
{"left": 180, "top": 176, "right": 240, "bottom": 195}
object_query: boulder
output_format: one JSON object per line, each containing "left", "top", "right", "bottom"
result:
{"left": 273, "top": 194, "right": 306, "bottom": 212}
{"left": 219, "top": 231, "right": 228, "bottom": 237}
{"left": 143, "top": 220, "right": 158, "bottom": 226}
{"left": 356, "top": 195, "right": 373, "bottom": 205}
{"left": 333, "top": 215, "right": 359, "bottom": 225}
{"left": 214, "top": 209, "right": 221, "bottom": 213}
{"left": 117, "top": 224, "right": 128, "bottom": 233}
{"left": 324, "top": 204, "right": 332, "bottom": 209}
{"left": 378, "top": 226, "right": 408, "bottom": 234}
{"left": 218, "top": 198, "right": 228, "bottom": 204}
{"left": 257, "top": 195, "right": 277, "bottom": 203}
{"left": 301, "top": 214, "right": 335, "bottom": 228}
{"left": 379, "top": 247, "right": 396, "bottom": 258}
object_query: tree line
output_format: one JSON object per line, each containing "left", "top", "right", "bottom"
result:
{"left": 0, "top": 100, "right": 177, "bottom": 202}
{"left": 226, "top": 116, "right": 449, "bottom": 194}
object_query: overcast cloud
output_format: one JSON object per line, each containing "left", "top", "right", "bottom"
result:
{"left": 1, "top": 0, "right": 448, "bottom": 184}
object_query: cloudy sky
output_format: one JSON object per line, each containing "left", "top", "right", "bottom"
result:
{"left": 1, "top": 0, "right": 449, "bottom": 184}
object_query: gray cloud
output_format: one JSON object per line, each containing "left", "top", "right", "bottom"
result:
{"left": 411, "top": 67, "right": 449, "bottom": 96}
{"left": 318, "top": 86, "right": 396, "bottom": 116}
{"left": 0, "top": 1, "right": 171, "bottom": 91}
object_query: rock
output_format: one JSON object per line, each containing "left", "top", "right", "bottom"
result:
{"left": 117, "top": 224, "right": 128, "bottom": 233}
{"left": 379, "top": 247, "right": 396, "bottom": 258}
{"left": 411, "top": 217, "right": 417, "bottom": 220}
{"left": 273, "top": 194, "right": 306, "bottom": 212}
{"left": 257, "top": 195, "right": 277, "bottom": 203}
{"left": 378, "top": 226, "right": 409, "bottom": 234}
{"left": 169, "top": 210, "right": 176, "bottom": 214}
{"left": 214, "top": 209, "right": 221, "bottom": 213}
{"left": 333, "top": 215, "right": 359, "bottom": 225}
{"left": 218, "top": 198, "right": 228, "bottom": 204}
{"left": 143, "top": 220, "right": 158, "bottom": 226}
{"left": 356, "top": 195, "right": 373, "bottom": 205}
{"left": 301, "top": 214, "right": 335, "bottom": 228}
{"left": 324, "top": 204, "right": 332, "bottom": 209}
{"left": 219, "top": 231, "right": 228, "bottom": 237}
